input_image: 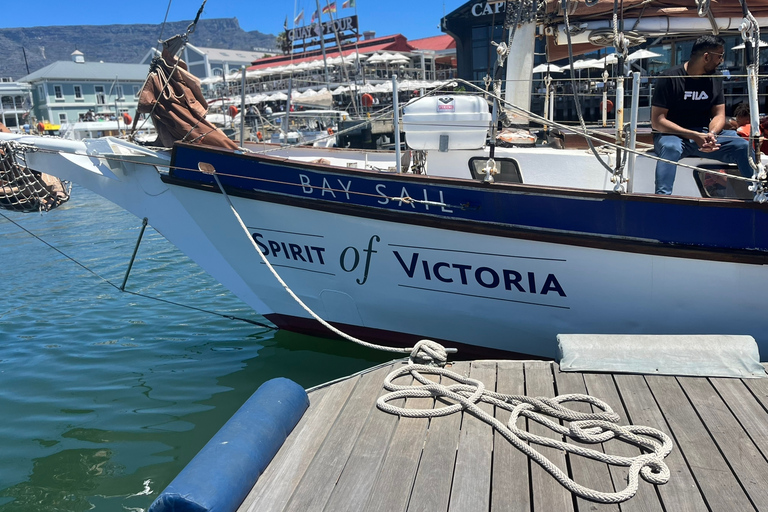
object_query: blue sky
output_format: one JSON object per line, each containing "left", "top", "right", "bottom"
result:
{"left": 0, "top": 0, "right": 466, "bottom": 41}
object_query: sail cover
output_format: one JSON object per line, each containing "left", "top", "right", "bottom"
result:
{"left": 135, "top": 45, "right": 239, "bottom": 150}
{"left": 545, "top": 0, "right": 768, "bottom": 61}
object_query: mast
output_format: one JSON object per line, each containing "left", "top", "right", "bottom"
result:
{"left": 502, "top": 0, "right": 538, "bottom": 125}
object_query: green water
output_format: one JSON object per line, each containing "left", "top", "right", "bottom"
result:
{"left": 0, "top": 185, "right": 391, "bottom": 511}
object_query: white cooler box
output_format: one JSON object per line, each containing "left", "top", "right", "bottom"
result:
{"left": 402, "top": 95, "right": 492, "bottom": 151}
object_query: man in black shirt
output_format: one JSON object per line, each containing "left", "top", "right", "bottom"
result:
{"left": 651, "top": 35, "right": 752, "bottom": 194}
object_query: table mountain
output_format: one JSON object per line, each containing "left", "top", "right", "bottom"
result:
{"left": 0, "top": 18, "right": 278, "bottom": 81}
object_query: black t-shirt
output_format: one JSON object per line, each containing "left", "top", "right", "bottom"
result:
{"left": 651, "top": 64, "right": 724, "bottom": 131}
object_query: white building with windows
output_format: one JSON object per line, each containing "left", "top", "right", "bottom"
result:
{"left": 141, "top": 44, "right": 275, "bottom": 81}
{"left": 21, "top": 51, "right": 149, "bottom": 127}
{"left": 0, "top": 82, "right": 33, "bottom": 132}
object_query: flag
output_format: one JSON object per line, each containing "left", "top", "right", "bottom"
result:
{"left": 310, "top": 9, "right": 319, "bottom": 23}
{"left": 342, "top": 0, "right": 355, "bottom": 8}
{"left": 294, "top": 9, "right": 304, "bottom": 24}
{"left": 322, "top": 2, "right": 337, "bottom": 14}
{"left": 283, "top": 15, "right": 288, "bottom": 30}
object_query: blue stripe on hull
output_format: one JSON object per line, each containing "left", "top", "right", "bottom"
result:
{"left": 170, "top": 144, "right": 768, "bottom": 255}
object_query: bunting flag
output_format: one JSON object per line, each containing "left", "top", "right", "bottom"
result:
{"left": 322, "top": 2, "right": 337, "bottom": 14}
{"left": 294, "top": 9, "right": 304, "bottom": 24}
{"left": 342, "top": 0, "right": 355, "bottom": 8}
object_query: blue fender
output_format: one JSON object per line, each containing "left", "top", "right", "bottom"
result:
{"left": 149, "top": 377, "right": 309, "bottom": 512}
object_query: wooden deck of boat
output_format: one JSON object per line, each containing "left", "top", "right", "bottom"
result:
{"left": 237, "top": 359, "right": 768, "bottom": 512}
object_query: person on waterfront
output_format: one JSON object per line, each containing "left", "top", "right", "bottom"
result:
{"left": 651, "top": 35, "right": 752, "bottom": 194}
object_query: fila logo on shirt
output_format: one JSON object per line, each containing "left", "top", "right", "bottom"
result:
{"left": 683, "top": 91, "right": 709, "bottom": 100}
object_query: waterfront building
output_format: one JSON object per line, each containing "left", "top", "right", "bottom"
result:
{"left": 20, "top": 51, "right": 148, "bottom": 127}
{"left": 0, "top": 82, "right": 33, "bottom": 132}
{"left": 141, "top": 44, "right": 276, "bottom": 82}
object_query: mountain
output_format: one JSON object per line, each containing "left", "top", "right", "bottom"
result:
{"left": 0, "top": 18, "right": 278, "bottom": 81}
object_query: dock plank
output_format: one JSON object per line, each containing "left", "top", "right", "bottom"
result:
{"left": 448, "top": 361, "right": 496, "bottom": 512}
{"left": 552, "top": 369, "right": 619, "bottom": 512}
{"left": 612, "top": 374, "right": 706, "bottom": 512}
{"left": 324, "top": 361, "right": 412, "bottom": 512}
{"left": 524, "top": 361, "right": 574, "bottom": 512}
{"left": 406, "top": 361, "right": 470, "bottom": 512}
{"left": 363, "top": 362, "right": 436, "bottom": 512}
{"left": 644, "top": 375, "right": 755, "bottom": 511}
{"left": 238, "top": 381, "right": 351, "bottom": 512}
{"left": 582, "top": 373, "right": 664, "bottom": 512}
{"left": 491, "top": 361, "right": 530, "bottom": 512}
{"left": 679, "top": 376, "right": 768, "bottom": 509}
{"left": 714, "top": 377, "right": 768, "bottom": 461}
{"left": 282, "top": 363, "right": 395, "bottom": 512}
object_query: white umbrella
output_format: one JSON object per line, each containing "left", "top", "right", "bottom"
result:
{"left": 732, "top": 40, "right": 768, "bottom": 50}
{"left": 367, "top": 53, "right": 385, "bottom": 64}
{"left": 626, "top": 49, "right": 662, "bottom": 62}
{"left": 532, "top": 63, "right": 564, "bottom": 73}
{"left": 390, "top": 56, "right": 411, "bottom": 65}
{"left": 570, "top": 59, "right": 604, "bottom": 70}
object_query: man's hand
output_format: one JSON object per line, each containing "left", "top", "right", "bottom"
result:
{"left": 693, "top": 131, "right": 721, "bottom": 152}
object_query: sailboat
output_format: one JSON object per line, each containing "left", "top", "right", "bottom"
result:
{"left": 2, "top": 1, "right": 768, "bottom": 359}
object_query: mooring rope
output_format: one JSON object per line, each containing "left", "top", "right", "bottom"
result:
{"left": 0, "top": 209, "right": 275, "bottom": 330}
{"left": 377, "top": 362, "right": 673, "bottom": 503}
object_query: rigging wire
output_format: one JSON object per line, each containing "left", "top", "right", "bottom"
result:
{"left": 0, "top": 210, "right": 276, "bottom": 330}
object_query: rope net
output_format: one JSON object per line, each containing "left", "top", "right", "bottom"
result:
{"left": 0, "top": 141, "right": 71, "bottom": 213}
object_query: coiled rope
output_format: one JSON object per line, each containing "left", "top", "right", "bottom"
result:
{"left": 377, "top": 362, "right": 673, "bottom": 503}
{"left": 205, "top": 152, "right": 675, "bottom": 504}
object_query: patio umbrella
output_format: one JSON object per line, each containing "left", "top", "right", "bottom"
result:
{"left": 732, "top": 40, "right": 768, "bottom": 50}
{"left": 626, "top": 49, "right": 662, "bottom": 62}
{"left": 532, "top": 63, "right": 564, "bottom": 73}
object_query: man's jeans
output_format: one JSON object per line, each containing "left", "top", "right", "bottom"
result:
{"left": 653, "top": 130, "right": 752, "bottom": 194}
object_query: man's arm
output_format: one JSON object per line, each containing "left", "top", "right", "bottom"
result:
{"left": 651, "top": 106, "right": 711, "bottom": 146}
{"left": 709, "top": 103, "right": 726, "bottom": 134}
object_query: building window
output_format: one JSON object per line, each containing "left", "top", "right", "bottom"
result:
{"left": 38, "top": 85, "right": 44, "bottom": 101}
{"left": 116, "top": 85, "right": 124, "bottom": 100}
{"left": 95, "top": 85, "right": 106, "bottom": 104}
{"left": 471, "top": 24, "right": 504, "bottom": 84}
{"left": 54, "top": 85, "right": 63, "bottom": 100}
{"left": 58, "top": 113, "right": 68, "bottom": 123}
{"left": 133, "top": 85, "right": 140, "bottom": 98}
{"left": 74, "top": 85, "right": 83, "bottom": 100}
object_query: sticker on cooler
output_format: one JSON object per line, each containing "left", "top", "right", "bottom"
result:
{"left": 437, "top": 97, "right": 455, "bottom": 112}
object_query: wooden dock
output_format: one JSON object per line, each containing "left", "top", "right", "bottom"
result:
{"left": 237, "top": 359, "right": 768, "bottom": 512}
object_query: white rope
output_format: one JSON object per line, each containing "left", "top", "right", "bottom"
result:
{"left": 205, "top": 169, "right": 455, "bottom": 363}
{"left": 377, "top": 362, "right": 673, "bottom": 504}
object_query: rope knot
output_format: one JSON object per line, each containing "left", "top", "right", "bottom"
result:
{"left": 410, "top": 339, "right": 448, "bottom": 366}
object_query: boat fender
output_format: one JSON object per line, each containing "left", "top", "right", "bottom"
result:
{"left": 228, "top": 105, "right": 239, "bottom": 118}
{"left": 600, "top": 99, "right": 614, "bottom": 113}
{"left": 327, "top": 127, "right": 334, "bottom": 135}
{"left": 256, "top": 130, "right": 263, "bottom": 141}
{"left": 122, "top": 113, "right": 132, "bottom": 124}
{"left": 361, "top": 93, "right": 374, "bottom": 107}
{"left": 147, "top": 377, "right": 309, "bottom": 512}
{"left": 37, "top": 122, "right": 45, "bottom": 132}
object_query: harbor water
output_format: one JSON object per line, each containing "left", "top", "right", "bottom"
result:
{"left": 0, "top": 184, "right": 391, "bottom": 511}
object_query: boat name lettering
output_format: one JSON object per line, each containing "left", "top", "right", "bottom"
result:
{"left": 297, "top": 174, "right": 453, "bottom": 213}
{"left": 252, "top": 233, "right": 326, "bottom": 265}
{"left": 393, "top": 251, "right": 566, "bottom": 296}
{"left": 339, "top": 235, "right": 380, "bottom": 285}
{"left": 375, "top": 184, "right": 454, "bottom": 213}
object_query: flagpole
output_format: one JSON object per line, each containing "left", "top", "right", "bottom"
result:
{"left": 325, "top": 1, "right": 359, "bottom": 116}
{"left": 314, "top": 0, "right": 331, "bottom": 88}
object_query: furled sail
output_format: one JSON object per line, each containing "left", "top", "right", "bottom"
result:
{"left": 134, "top": 37, "right": 239, "bottom": 150}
